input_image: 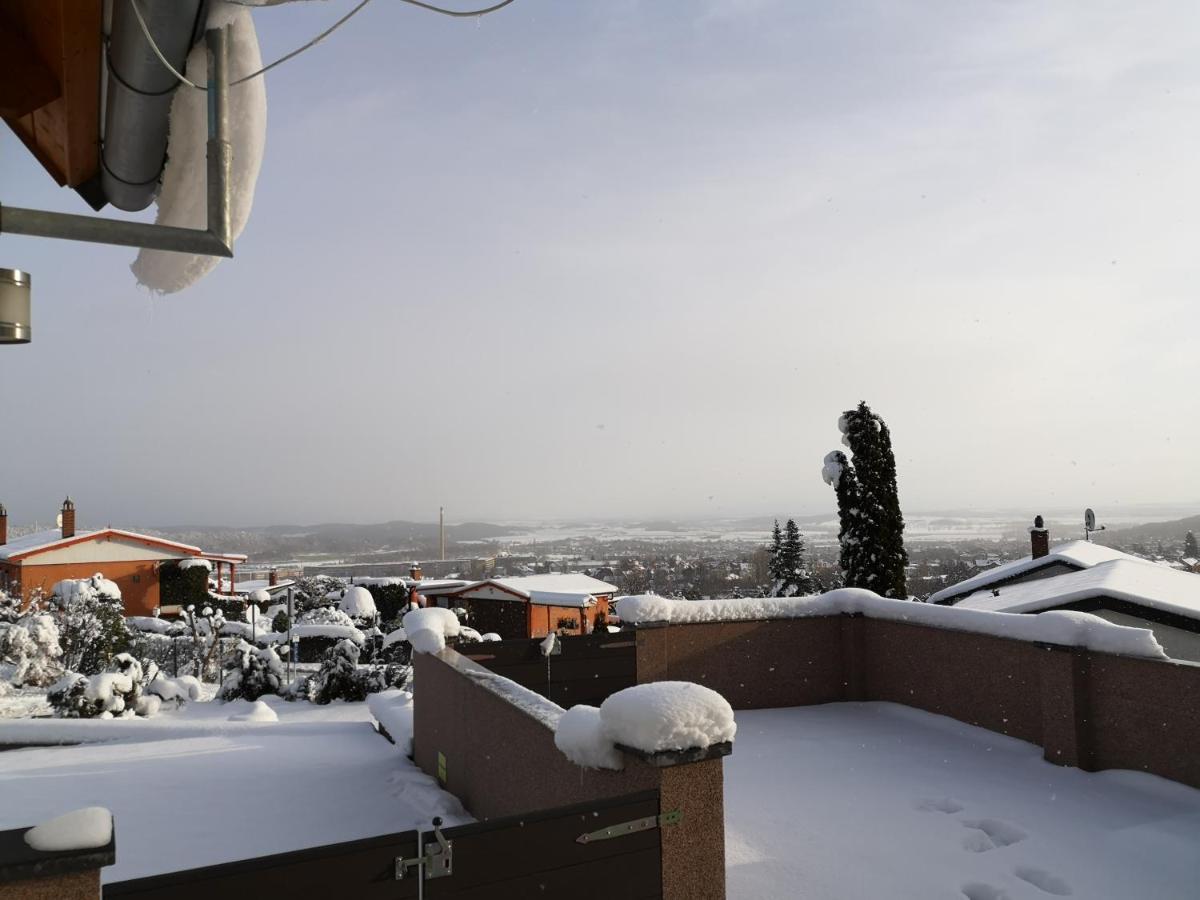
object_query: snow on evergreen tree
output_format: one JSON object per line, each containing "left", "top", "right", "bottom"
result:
{"left": 766, "top": 520, "right": 784, "bottom": 586}
{"left": 0, "top": 587, "right": 22, "bottom": 626}
{"left": 47, "top": 653, "right": 155, "bottom": 719}
{"left": 303, "top": 639, "right": 409, "bottom": 704}
{"left": 220, "top": 640, "right": 285, "bottom": 701}
{"left": 774, "top": 519, "right": 815, "bottom": 597}
{"left": 0, "top": 613, "right": 63, "bottom": 686}
{"left": 822, "top": 449, "right": 868, "bottom": 589}
{"left": 51, "top": 575, "right": 130, "bottom": 675}
{"left": 1186, "top": 530, "right": 1199, "bottom": 559}
{"left": 822, "top": 402, "right": 909, "bottom": 598}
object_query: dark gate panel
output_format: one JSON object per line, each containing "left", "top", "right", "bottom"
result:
{"left": 428, "top": 790, "right": 662, "bottom": 899}
{"left": 460, "top": 632, "right": 637, "bottom": 708}
{"left": 104, "top": 829, "right": 424, "bottom": 899}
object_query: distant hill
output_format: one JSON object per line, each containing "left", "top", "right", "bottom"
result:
{"left": 143, "top": 519, "right": 518, "bottom": 562}
{"left": 1100, "top": 513, "right": 1200, "bottom": 545}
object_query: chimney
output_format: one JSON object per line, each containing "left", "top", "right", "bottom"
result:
{"left": 0, "top": 502, "right": 7, "bottom": 546}
{"left": 1030, "top": 514, "right": 1049, "bottom": 559}
{"left": 409, "top": 563, "right": 423, "bottom": 581}
{"left": 61, "top": 496, "right": 75, "bottom": 539}
{"left": 268, "top": 568, "right": 278, "bottom": 587}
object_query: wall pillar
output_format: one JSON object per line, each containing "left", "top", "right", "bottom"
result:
{"left": 1038, "top": 645, "right": 1093, "bottom": 770}
{"left": 0, "top": 820, "right": 114, "bottom": 900}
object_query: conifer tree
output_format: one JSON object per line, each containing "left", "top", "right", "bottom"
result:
{"left": 767, "top": 520, "right": 784, "bottom": 585}
{"left": 1186, "top": 530, "right": 1199, "bottom": 560}
{"left": 776, "top": 518, "right": 815, "bottom": 597}
{"left": 822, "top": 403, "right": 909, "bottom": 598}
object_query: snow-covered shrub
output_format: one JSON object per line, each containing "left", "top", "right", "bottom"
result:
{"left": 219, "top": 640, "right": 284, "bottom": 701}
{"left": 297, "top": 606, "right": 355, "bottom": 628}
{"left": 293, "top": 575, "right": 345, "bottom": 613}
{"left": 303, "top": 639, "right": 409, "bottom": 704}
{"left": 339, "top": 585, "right": 377, "bottom": 625}
{"left": 362, "top": 582, "right": 409, "bottom": 624}
{"left": 146, "top": 672, "right": 202, "bottom": 706}
{"left": 0, "top": 587, "right": 22, "bottom": 626}
{"left": 179, "top": 605, "right": 227, "bottom": 681}
{"left": 47, "top": 654, "right": 155, "bottom": 719}
{"left": 0, "top": 614, "right": 63, "bottom": 686}
{"left": 52, "top": 575, "right": 130, "bottom": 675}
{"left": 159, "top": 560, "right": 210, "bottom": 610}
{"left": 270, "top": 610, "right": 290, "bottom": 633}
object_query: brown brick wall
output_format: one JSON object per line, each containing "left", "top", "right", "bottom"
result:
{"left": 636, "top": 614, "right": 1200, "bottom": 789}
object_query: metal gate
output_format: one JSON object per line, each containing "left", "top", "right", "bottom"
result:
{"left": 105, "top": 790, "right": 665, "bottom": 899}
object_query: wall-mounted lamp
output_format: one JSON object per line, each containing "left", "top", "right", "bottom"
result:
{"left": 0, "top": 269, "right": 31, "bottom": 344}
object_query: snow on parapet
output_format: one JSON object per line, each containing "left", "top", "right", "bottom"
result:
{"left": 402, "top": 607, "right": 461, "bottom": 655}
{"left": 555, "top": 682, "right": 736, "bottom": 770}
{"left": 614, "top": 590, "right": 1168, "bottom": 660}
{"left": 601, "top": 682, "right": 736, "bottom": 753}
{"left": 24, "top": 807, "right": 113, "bottom": 852}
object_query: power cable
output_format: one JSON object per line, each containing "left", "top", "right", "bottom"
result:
{"left": 129, "top": 0, "right": 517, "bottom": 90}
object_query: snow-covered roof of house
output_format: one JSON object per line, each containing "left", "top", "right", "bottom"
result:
{"left": 493, "top": 574, "right": 618, "bottom": 596}
{"left": 955, "top": 559, "right": 1200, "bottom": 622}
{"left": 928, "top": 540, "right": 1147, "bottom": 604}
{"left": 233, "top": 579, "right": 296, "bottom": 595}
{"left": 527, "top": 591, "right": 596, "bottom": 608}
{"left": 0, "top": 528, "right": 203, "bottom": 562}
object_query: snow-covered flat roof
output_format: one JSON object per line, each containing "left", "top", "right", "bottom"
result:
{"left": 528, "top": 590, "right": 595, "bottom": 608}
{"left": 492, "top": 573, "right": 618, "bottom": 596}
{"left": 956, "top": 559, "right": 1200, "bottom": 621}
{"left": 0, "top": 697, "right": 469, "bottom": 883}
{"left": 929, "top": 540, "right": 1147, "bottom": 604}
{"left": 725, "top": 703, "right": 1200, "bottom": 900}
{"left": 233, "top": 578, "right": 296, "bottom": 594}
{"left": 0, "top": 528, "right": 203, "bottom": 562}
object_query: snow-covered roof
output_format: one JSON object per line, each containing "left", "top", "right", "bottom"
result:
{"left": 233, "top": 579, "right": 296, "bottom": 595}
{"left": 928, "top": 540, "right": 1147, "bottom": 604}
{"left": 528, "top": 591, "right": 595, "bottom": 608}
{"left": 955, "top": 559, "right": 1200, "bottom": 622}
{"left": 492, "top": 574, "right": 618, "bottom": 596}
{"left": 0, "top": 528, "right": 203, "bottom": 562}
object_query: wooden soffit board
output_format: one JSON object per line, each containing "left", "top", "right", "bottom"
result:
{"left": 1, "top": 0, "right": 102, "bottom": 188}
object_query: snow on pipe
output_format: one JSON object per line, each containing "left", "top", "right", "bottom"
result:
{"left": 103, "top": 0, "right": 205, "bottom": 212}
{"left": 0, "top": 25, "right": 234, "bottom": 259}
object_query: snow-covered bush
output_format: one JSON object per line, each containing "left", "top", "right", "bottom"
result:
{"left": 0, "top": 614, "right": 63, "bottom": 686}
{"left": 159, "top": 560, "right": 210, "bottom": 610}
{"left": 47, "top": 654, "right": 156, "bottom": 719}
{"left": 339, "top": 585, "right": 377, "bottom": 624}
{"left": 270, "top": 610, "right": 290, "bottom": 633}
{"left": 52, "top": 575, "right": 130, "bottom": 675}
{"left": 297, "top": 605, "right": 355, "bottom": 628}
{"left": 0, "top": 587, "right": 22, "bottom": 626}
{"left": 179, "top": 605, "right": 227, "bottom": 681}
{"left": 219, "top": 640, "right": 284, "bottom": 701}
{"left": 303, "top": 639, "right": 409, "bottom": 704}
{"left": 293, "top": 575, "right": 345, "bottom": 613}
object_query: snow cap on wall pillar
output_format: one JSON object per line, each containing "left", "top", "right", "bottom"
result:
{"left": 1031, "top": 515, "right": 1049, "bottom": 560}
{"left": 61, "top": 496, "right": 75, "bottom": 539}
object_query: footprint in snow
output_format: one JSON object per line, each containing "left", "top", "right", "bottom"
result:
{"left": 1014, "top": 866, "right": 1073, "bottom": 896}
{"left": 961, "top": 883, "right": 1011, "bottom": 900}
{"left": 961, "top": 818, "right": 1027, "bottom": 852}
{"left": 916, "top": 797, "right": 964, "bottom": 814}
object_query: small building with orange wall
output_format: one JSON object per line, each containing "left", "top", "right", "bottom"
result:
{"left": 442, "top": 574, "right": 618, "bottom": 640}
{"left": 0, "top": 499, "right": 246, "bottom": 617}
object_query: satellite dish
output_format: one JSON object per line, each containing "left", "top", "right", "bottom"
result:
{"left": 1084, "top": 508, "right": 1096, "bottom": 531}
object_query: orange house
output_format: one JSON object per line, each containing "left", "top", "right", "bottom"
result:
{"left": 0, "top": 499, "right": 246, "bottom": 617}
{"left": 444, "top": 574, "right": 618, "bottom": 640}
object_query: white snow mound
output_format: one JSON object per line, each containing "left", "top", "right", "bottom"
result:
{"left": 402, "top": 607, "right": 461, "bottom": 655}
{"left": 554, "top": 704, "right": 624, "bottom": 770}
{"left": 226, "top": 699, "right": 278, "bottom": 723}
{"left": 600, "top": 682, "right": 736, "bottom": 753}
{"left": 132, "top": 1, "right": 266, "bottom": 293}
{"left": 340, "top": 586, "right": 377, "bottom": 619}
{"left": 24, "top": 807, "right": 113, "bottom": 852}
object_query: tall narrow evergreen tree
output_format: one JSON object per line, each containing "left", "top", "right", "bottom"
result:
{"left": 822, "top": 403, "right": 909, "bottom": 598}
{"left": 776, "top": 518, "right": 815, "bottom": 597}
{"left": 1186, "top": 530, "right": 1199, "bottom": 560}
{"left": 767, "top": 520, "right": 784, "bottom": 586}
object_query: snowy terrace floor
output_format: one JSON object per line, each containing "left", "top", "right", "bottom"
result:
{"left": 0, "top": 695, "right": 467, "bottom": 883}
{"left": 725, "top": 703, "right": 1200, "bottom": 900}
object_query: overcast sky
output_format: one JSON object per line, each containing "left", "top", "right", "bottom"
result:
{"left": 2, "top": 0, "right": 1199, "bottom": 528}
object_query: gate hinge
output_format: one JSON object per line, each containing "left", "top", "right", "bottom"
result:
{"left": 395, "top": 817, "right": 453, "bottom": 880}
{"left": 576, "top": 809, "right": 682, "bottom": 844}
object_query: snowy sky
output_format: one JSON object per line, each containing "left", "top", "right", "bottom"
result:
{"left": 2, "top": 0, "right": 1199, "bottom": 527}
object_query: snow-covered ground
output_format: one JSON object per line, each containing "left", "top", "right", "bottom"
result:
{"left": 725, "top": 703, "right": 1200, "bottom": 900}
{"left": 0, "top": 694, "right": 468, "bottom": 883}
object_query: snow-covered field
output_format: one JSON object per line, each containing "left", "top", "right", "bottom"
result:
{"left": 0, "top": 694, "right": 468, "bottom": 883}
{"left": 725, "top": 703, "right": 1200, "bottom": 900}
